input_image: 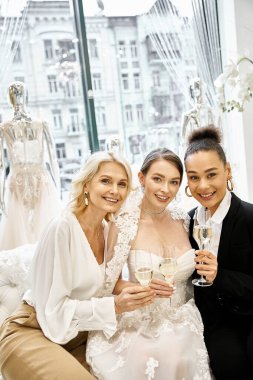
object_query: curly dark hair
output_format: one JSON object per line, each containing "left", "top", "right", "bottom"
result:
{"left": 184, "top": 125, "right": 226, "bottom": 165}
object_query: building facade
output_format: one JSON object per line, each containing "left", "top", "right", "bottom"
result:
{"left": 0, "top": 0, "right": 197, "bottom": 183}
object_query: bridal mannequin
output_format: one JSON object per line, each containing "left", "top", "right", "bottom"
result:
{"left": 181, "top": 78, "right": 219, "bottom": 144}
{"left": 0, "top": 81, "right": 62, "bottom": 250}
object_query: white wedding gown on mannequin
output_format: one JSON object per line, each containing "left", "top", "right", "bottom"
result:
{"left": 87, "top": 248, "right": 211, "bottom": 380}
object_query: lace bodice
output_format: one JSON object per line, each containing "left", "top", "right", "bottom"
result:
{"left": 128, "top": 249, "right": 195, "bottom": 308}
{"left": 0, "top": 119, "right": 60, "bottom": 212}
{"left": 2, "top": 120, "right": 49, "bottom": 167}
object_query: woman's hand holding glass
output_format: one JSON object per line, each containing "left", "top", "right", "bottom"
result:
{"left": 113, "top": 252, "right": 156, "bottom": 315}
{"left": 194, "top": 250, "right": 218, "bottom": 284}
{"left": 149, "top": 277, "right": 175, "bottom": 298}
{"left": 114, "top": 285, "right": 155, "bottom": 314}
{"left": 192, "top": 208, "right": 214, "bottom": 287}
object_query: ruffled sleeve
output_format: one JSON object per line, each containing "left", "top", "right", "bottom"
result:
{"left": 170, "top": 205, "right": 190, "bottom": 232}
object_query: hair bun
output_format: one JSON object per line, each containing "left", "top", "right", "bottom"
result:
{"left": 187, "top": 125, "right": 222, "bottom": 145}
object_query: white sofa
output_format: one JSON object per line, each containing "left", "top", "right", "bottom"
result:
{"left": 0, "top": 244, "right": 35, "bottom": 379}
{"left": 0, "top": 244, "right": 35, "bottom": 325}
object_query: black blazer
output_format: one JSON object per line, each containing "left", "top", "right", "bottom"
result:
{"left": 189, "top": 192, "right": 253, "bottom": 332}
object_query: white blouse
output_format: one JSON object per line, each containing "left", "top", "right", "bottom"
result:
{"left": 195, "top": 190, "right": 232, "bottom": 256}
{"left": 24, "top": 211, "right": 117, "bottom": 344}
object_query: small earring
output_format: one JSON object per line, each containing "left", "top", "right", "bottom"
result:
{"left": 185, "top": 185, "right": 192, "bottom": 197}
{"left": 141, "top": 185, "right": 145, "bottom": 193}
{"left": 84, "top": 191, "right": 89, "bottom": 206}
{"left": 227, "top": 177, "right": 234, "bottom": 192}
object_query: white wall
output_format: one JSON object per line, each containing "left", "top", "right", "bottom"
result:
{"left": 218, "top": 0, "right": 253, "bottom": 202}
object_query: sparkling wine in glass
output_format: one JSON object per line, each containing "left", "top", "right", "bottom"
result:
{"left": 159, "top": 246, "right": 177, "bottom": 305}
{"left": 135, "top": 250, "right": 153, "bottom": 287}
{"left": 192, "top": 208, "right": 213, "bottom": 287}
{"left": 134, "top": 250, "right": 153, "bottom": 318}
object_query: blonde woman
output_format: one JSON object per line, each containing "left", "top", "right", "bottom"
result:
{"left": 0, "top": 151, "right": 154, "bottom": 380}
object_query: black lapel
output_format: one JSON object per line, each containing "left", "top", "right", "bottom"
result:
{"left": 217, "top": 192, "right": 241, "bottom": 264}
{"left": 189, "top": 207, "right": 198, "bottom": 249}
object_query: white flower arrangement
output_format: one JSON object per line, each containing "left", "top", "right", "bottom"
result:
{"left": 214, "top": 57, "right": 253, "bottom": 112}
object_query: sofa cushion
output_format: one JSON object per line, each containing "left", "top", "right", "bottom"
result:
{"left": 0, "top": 244, "right": 36, "bottom": 325}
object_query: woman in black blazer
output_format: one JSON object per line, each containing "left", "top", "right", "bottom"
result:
{"left": 184, "top": 126, "right": 253, "bottom": 380}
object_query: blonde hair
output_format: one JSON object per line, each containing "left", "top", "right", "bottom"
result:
{"left": 69, "top": 151, "right": 132, "bottom": 216}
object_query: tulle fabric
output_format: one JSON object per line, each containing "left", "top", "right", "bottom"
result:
{"left": 87, "top": 250, "right": 212, "bottom": 380}
{"left": 0, "top": 168, "right": 62, "bottom": 250}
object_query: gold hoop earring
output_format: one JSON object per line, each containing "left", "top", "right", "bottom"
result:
{"left": 185, "top": 185, "right": 193, "bottom": 197}
{"left": 227, "top": 178, "right": 234, "bottom": 192}
{"left": 84, "top": 191, "right": 89, "bottom": 206}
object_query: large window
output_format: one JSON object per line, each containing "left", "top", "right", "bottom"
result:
{"left": 1, "top": 1, "right": 199, "bottom": 199}
{"left": 0, "top": 1, "right": 91, "bottom": 200}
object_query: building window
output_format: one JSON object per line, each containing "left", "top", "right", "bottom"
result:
{"left": 152, "top": 71, "right": 161, "bottom": 87}
{"left": 125, "top": 105, "right": 133, "bottom": 123}
{"left": 132, "top": 61, "right": 139, "bottom": 68}
{"left": 44, "top": 40, "right": 53, "bottom": 60}
{"left": 118, "top": 41, "right": 126, "bottom": 58}
{"left": 65, "top": 81, "right": 77, "bottom": 97}
{"left": 56, "top": 39, "right": 76, "bottom": 61}
{"left": 88, "top": 39, "right": 99, "bottom": 58}
{"left": 69, "top": 108, "right": 80, "bottom": 132}
{"left": 52, "top": 110, "right": 63, "bottom": 129}
{"left": 120, "top": 62, "right": 128, "bottom": 69}
{"left": 92, "top": 73, "right": 102, "bottom": 91}
{"left": 130, "top": 40, "right": 138, "bottom": 58}
{"left": 56, "top": 143, "right": 66, "bottom": 159}
{"left": 122, "top": 74, "right": 129, "bottom": 90}
{"left": 14, "top": 76, "right": 25, "bottom": 83}
{"left": 78, "top": 148, "right": 82, "bottom": 157}
{"left": 12, "top": 42, "right": 22, "bottom": 63}
{"left": 48, "top": 75, "right": 58, "bottom": 93}
{"left": 96, "top": 106, "right": 106, "bottom": 126}
{"left": 134, "top": 73, "right": 140, "bottom": 90}
{"left": 136, "top": 104, "right": 143, "bottom": 121}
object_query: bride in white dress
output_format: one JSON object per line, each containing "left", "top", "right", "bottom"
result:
{"left": 87, "top": 148, "right": 213, "bottom": 380}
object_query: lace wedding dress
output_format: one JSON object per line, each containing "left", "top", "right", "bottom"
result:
{"left": 86, "top": 189, "right": 211, "bottom": 380}
{"left": 0, "top": 120, "right": 62, "bottom": 250}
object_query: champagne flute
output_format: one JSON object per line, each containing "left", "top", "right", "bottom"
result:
{"left": 134, "top": 250, "right": 153, "bottom": 317}
{"left": 134, "top": 250, "right": 153, "bottom": 287}
{"left": 192, "top": 208, "right": 213, "bottom": 287}
{"left": 159, "top": 245, "right": 177, "bottom": 305}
